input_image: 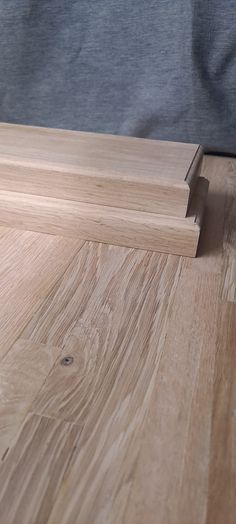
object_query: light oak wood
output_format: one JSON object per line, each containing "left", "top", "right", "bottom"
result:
{"left": 29, "top": 249, "right": 181, "bottom": 425}
{"left": 122, "top": 269, "right": 220, "bottom": 524}
{"left": 0, "top": 123, "right": 202, "bottom": 217}
{"left": 184, "top": 155, "right": 226, "bottom": 274}
{"left": 22, "top": 242, "right": 146, "bottom": 348}
{"left": 0, "top": 228, "right": 83, "bottom": 360}
{"left": 0, "top": 177, "right": 208, "bottom": 257}
{"left": 0, "top": 155, "right": 235, "bottom": 524}
{"left": 0, "top": 413, "right": 80, "bottom": 524}
{"left": 220, "top": 159, "right": 236, "bottom": 302}
{"left": 0, "top": 339, "right": 60, "bottom": 458}
{"left": 42, "top": 254, "right": 181, "bottom": 524}
{"left": 206, "top": 303, "right": 236, "bottom": 524}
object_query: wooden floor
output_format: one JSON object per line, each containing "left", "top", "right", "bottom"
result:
{"left": 0, "top": 155, "right": 235, "bottom": 524}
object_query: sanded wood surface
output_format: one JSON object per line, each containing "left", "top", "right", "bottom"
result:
{"left": 0, "top": 177, "right": 208, "bottom": 257}
{"left": 0, "top": 228, "right": 83, "bottom": 360}
{"left": 0, "top": 155, "right": 235, "bottom": 524}
{"left": 0, "top": 123, "right": 202, "bottom": 217}
{"left": 0, "top": 339, "right": 60, "bottom": 458}
{"left": 0, "top": 414, "right": 80, "bottom": 524}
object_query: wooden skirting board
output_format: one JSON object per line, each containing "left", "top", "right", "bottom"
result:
{"left": 0, "top": 178, "right": 208, "bottom": 257}
{"left": 0, "top": 124, "right": 208, "bottom": 257}
{"left": 0, "top": 123, "right": 203, "bottom": 217}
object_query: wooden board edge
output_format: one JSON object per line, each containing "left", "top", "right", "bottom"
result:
{"left": 0, "top": 162, "right": 190, "bottom": 218}
{"left": 192, "top": 177, "right": 209, "bottom": 229}
{"left": 0, "top": 124, "right": 201, "bottom": 218}
{"left": 0, "top": 190, "right": 205, "bottom": 257}
{"left": 185, "top": 147, "right": 204, "bottom": 213}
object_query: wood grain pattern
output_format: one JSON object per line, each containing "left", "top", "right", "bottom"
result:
{"left": 122, "top": 269, "right": 220, "bottom": 524}
{"left": 0, "top": 413, "right": 80, "bottom": 524}
{"left": 30, "top": 250, "right": 181, "bottom": 425}
{"left": 220, "top": 159, "right": 236, "bottom": 302}
{"left": 40, "top": 254, "right": 181, "bottom": 524}
{"left": 0, "top": 339, "right": 60, "bottom": 459}
{"left": 0, "top": 177, "right": 208, "bottom": 257}
{"left": 0, "top": 123, "right": 202, "bottom": 217}
{"left": 206, "top": 303, "right": 236, "bottom": 524}
{"left": 0, "top": 155, "right": 235, "bottom": 524}
{"left": 0, "top": 228, "right": 83, "bottom": 360}
{"left": 22, "top": 242, "right": 144, "bottom": 348}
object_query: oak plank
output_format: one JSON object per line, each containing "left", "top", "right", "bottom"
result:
{"left": 29, "top": 251, "right": 181, "bottom": 424}
{"left": 0, "top": 413, "right": 80, "bottom": 524}
{"left": 0, "top": 339, "right": 60, "bottom": 459}
{"left": 206, "top": 303, "right": 236, "bottom": 524}
{"left": 220, "top": 159, "right": 236, "bottom": 302}
{"left": 0, "top": 228, "right": 83, "bottom": 359}
{"left": 0, "top": 177, "right": 208, "bottom": 257}
{"left": 0, "top": 154, "right": 234, "bottom": 523}
{"left": 27, "top": 247, "right": 182, "bottom": 420}
{"left": 0, "top": 123, "right": 202, "bottom": 217}
{"left": 31, "top": 253, "right": 182, "bottom": 524}
{"left": 121, "top": 270, "right": 220, "bottom": 524}
{"left": 22, "top": 242, "right": 142, "bottom": 347}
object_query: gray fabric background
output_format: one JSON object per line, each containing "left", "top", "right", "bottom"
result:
{"left": 0, "top": 1, "right": 235, "bottom": 154}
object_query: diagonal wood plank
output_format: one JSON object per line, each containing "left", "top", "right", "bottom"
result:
{"left": 0, "top": 413, "right": 80, "bottom": 524}
{"left": 0, "top": 339, "right": 61, "bottom": 459}
{"left": 0, "top": 228, "right": 83, "bottom": 359}
{"left": 28, "top": 247, "right": 181, "bottom": 425}
{"left": 22, "top": 242, "right": 144, "bottom": 347}
{"left": 121, "top": 270, "right": 220, "bottom": 524}
{"left": 29, "top": 253, "right": 182, "bottom": 524}
{"left": 206, "top": 303, "right": 236, "bottom": 524}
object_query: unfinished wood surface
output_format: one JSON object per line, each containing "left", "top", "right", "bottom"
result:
{"left": 0, "top": 414, "right": 80, "bottom": 524}
{"left": 184, "top": 155, "right": 227, "bottom": 274}
{"left": 5, "top": 245, "right": 182, "bottom": 524}
{"left": 0, "top": 155, "right": 235, "bottom": 524}
{"left": 122, "top": 270, "right": 220, "bottom": 524}
{"left": 0, "top": 339, "right": 60, "bottom": 459}
{"left": 0, "top": 228, "right": 83, "bottom": 360}
{"left": 22, "top": 242, "right": 149, "bottom": 348}
{"left": 184, "top": 155, "right": 236, "bottom": 284}
{"left": 0, "top": 123, "right": 202, "bottom": 217}
{"left": 29, "top": 251, "right": 181, "bottom": 425}
{"left": 220, "top": 159, "right": 236, "bottom": 302}
{"left": 206, "top": 303, "right": 236, "bottom": 524}
{"left": 0, "top": 177, "right": 208, "bottom": 257}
